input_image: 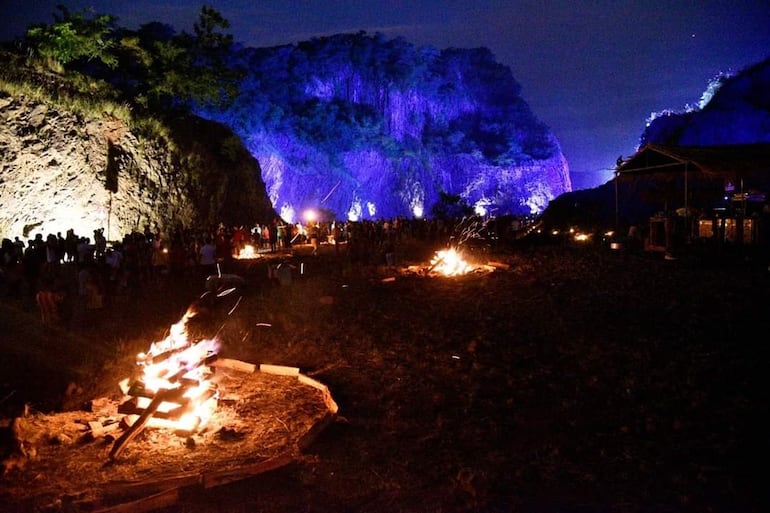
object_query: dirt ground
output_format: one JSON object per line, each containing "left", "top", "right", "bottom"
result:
{"left": 1, "top": 237, "right": 769, "bottom": 512}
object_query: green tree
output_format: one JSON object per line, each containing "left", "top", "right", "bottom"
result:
{"left": 135, "top": 5, "right": 241, "bottom": 111}
{"left": 25, "top": 5, "right": 118, "bottom": 70}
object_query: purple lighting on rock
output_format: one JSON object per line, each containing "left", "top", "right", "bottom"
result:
{"left": 196, "top": 33, "right": 572, "bottom": 221}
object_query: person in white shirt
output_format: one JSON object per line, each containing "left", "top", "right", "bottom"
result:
{"left": 199, "top": 237, "right": 217, "bottom": 279}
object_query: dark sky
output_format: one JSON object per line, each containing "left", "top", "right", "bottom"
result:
{"left": 3, "top": 1, "right": 769, "bottom": 190}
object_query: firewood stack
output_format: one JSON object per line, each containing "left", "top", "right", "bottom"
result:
{"left": 109, "top": 337, "right": 220, "bottom": 460}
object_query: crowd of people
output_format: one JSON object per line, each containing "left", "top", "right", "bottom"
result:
{"left": 1, "top": 214, "right": 521, "bottom": 328}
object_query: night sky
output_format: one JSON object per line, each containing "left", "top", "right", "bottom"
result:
{"left": 2, "top": 1, "right": 769, "bottom": 190}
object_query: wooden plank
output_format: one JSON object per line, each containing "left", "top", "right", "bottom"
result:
{"left": 103, "top": 473, "right": 201, "bottom": 494}
{"left": 201, "top": 453, "right": 294, "bottom": 488}
{"left": 213, "top": 358, "right": 256, "bottom": 373}
{"left": 88, "top": 421, "right": 104, "bottom": 438}
{"left": 297, "top": 373, "right": 327, "bottom": 392}
{"left": 94, "top": 487, "right": 179, "bottom": 513}
{"left": 110, "top": 389, "right": 175, "bottom": 460}
{"left": 260, "top": 363, "right": 299, "bottom": 376}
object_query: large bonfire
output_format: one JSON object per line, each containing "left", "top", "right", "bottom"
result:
{"left": 111, "top": 302, "right": 221, "bottom": 459}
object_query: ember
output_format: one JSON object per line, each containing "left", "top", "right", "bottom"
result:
{"left": 110, "top": 305, "right": 220, "bottom": 459}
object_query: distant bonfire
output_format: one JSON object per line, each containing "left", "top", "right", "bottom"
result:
{"left": 429, "top": 248, "right": 476, "bottom": 277}
{"left": 235, "top": 244, "right": 261, "bottom": 259}
{"left": 402, "top": 246, "right": 497, "bottom": 278}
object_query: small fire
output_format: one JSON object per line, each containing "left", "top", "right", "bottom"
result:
{"left": 235, "top": 244, "right": 260, "bottom": 259}
{"left": 430, "top": 248, "right": 476, "bottom": 276}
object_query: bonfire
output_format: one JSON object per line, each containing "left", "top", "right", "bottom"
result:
{"left": 429, "top": 247, "right": 476, "bottom": 276}
{"left": 0, "top": 282, "right": 339, "bottom": 512}
{"left": 111, "top": 303, "right": 220, "bottom": 459}
{"left": 234, "top": 243, "right": 260, "bottom": 259}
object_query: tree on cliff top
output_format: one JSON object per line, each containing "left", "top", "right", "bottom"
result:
{"left": 22, "top": 4, "right": 240, "bottom": 112}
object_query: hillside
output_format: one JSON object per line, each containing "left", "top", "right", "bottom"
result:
{"left": 539, "top": 55, "right": 770, "bottom": 234}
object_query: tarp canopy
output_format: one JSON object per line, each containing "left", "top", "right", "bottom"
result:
{"left": 617, "top": 143, "right": 770, "bottom": 182}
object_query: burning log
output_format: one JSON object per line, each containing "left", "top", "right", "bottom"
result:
{"left": 110, "top": 388, "right": 177, "bottom": 460}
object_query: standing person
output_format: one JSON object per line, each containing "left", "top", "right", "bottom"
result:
{"left": 105, "top": 243, "right": 124, "bottom": 295}
{"left": 36, "top": 276, "right": 65, "bottom": 326}
{"left": 269, "top": 220, "right": 279, "bottom": 253}
{"left": 151, "top": 236, "right": 169, "bottom": 287}
{"left": 309, "top": 223, "right": 319, "bottom": 256}
{"left": 199, "top": 237, "right": 218, "bottom": 280}
{"left": 285, "top": 222, "right": 294, "bottom": 250}
{"left": 168, "top": 236, "right": 187, "bottom": 283}
{"left": 93, "top": 228, "right": 107, "bottom": 262}
{"left": 64, "top": 229, "right": 78, "bottom": 263}
{"left": 13, "top": 236, "right": 25, "bottom": 262}
{"left": 332, "top": 222, "right": 341, "bottom": 256}
{"left": 261, "top": 224, "right": 271, "bottom": 252}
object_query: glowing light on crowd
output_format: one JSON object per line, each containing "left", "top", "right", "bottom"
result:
{"left": 574, "top": 232, "right": 592, "bottom": 242}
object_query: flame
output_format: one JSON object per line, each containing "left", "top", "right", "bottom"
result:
{"left": 235, "top": 244, "right": 260, "bottom": 259}
{"left": 430, "top": 248, "right": 476, "bottom": 276}
{"left": 573, "top": 232, "right": 592, "bottom": 242}
{"left": 125, "top": 306, "right": 221, "bottom": 432}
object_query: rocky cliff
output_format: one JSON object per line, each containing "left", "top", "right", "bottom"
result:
{"left": 196, "top": 33, "right": 572, "bottom": 221}
{"left": 0, "top": 57, "right": 275, "bottom": 242}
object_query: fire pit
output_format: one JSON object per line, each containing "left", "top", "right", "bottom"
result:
{"left": 0, "top": 303, "right": 338, "bottom": 512}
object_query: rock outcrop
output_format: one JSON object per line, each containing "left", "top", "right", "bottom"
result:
{"left": 0, "top": 59, "right": 275, "bottom": 242}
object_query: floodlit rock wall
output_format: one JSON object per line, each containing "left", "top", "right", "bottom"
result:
{"left": 0, "top": 91, "right": 274, "bottom": 242}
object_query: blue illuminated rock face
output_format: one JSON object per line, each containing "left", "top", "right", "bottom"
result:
{"left": 642, "top": 57, "right": 770, "bottom": 147}
{"left": 196, "top": 33, "right": 571, "bottom": 222}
